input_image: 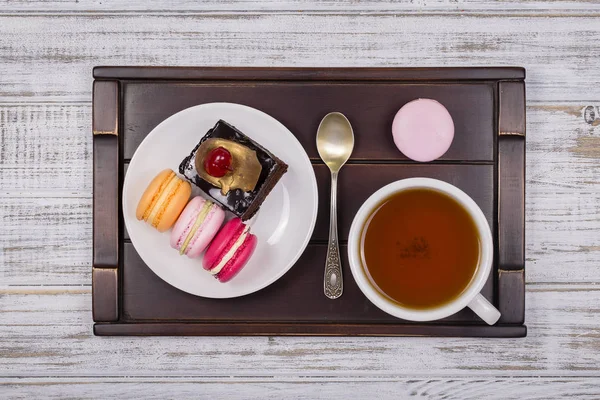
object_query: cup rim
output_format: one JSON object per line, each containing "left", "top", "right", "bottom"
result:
{"left": 347, "top": 177, "right": 494, "bottom": 322}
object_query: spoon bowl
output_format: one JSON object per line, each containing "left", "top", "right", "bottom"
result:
{"left": 316, "top": 112, "right": 355, "bottom": 172}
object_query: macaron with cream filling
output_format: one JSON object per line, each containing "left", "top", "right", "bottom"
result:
{"left": 203, "top": 217, "right": 258, "bottom": 283}
{"left": 170, "top": 196, "right": 225, "bottom": 258}
{"left": 136, "top": 169, "right": 192, "bottom": 232}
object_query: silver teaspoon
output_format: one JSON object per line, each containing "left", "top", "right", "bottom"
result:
{"left": 316, "top": 112, "right": 355, "bottom": 299}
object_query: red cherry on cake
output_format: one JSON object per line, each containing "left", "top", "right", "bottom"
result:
{"left": 204, "top": 147, "right": 233, "bottom": 178}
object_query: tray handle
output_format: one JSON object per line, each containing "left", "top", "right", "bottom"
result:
{"left": 92, "top": 80, "right": 120, "bottom": 322}
{"left": 497, "top": 81, "right": 525, "bottom": 324}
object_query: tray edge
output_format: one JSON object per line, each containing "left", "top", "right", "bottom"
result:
{"left": 94, "top": 322, "right": 527, "bottom": 338}
{"left": 93, "top": 66, "right": 526, "bottom": 81}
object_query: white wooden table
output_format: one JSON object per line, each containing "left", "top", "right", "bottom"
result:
{"left": 1, "top": 1, "right": 600, "bottom": 398}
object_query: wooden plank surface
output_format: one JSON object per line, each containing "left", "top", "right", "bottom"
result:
{"left": 0, "top": 285, "right": 598, "bottom": 376}
{"left": 0, "top": 197, "right": 91, "bottom": 285}
{"left": 1, "top": 1, "right": 600, "bottom": 397}
{"left": 121, "top": 81, "right": 496, "bottom": 161}
{"left": 121, "top": 242, "right": 494, "bottom": 324}
{"left": 0, "top": 14, "right": 599, "bottom": 102}
{"left": 2, "top": 378, "right": 600, "bottom": 400}
{"left": 0, "top": 104, "right": 92, "bottom": 194}
{"left": 2, "top": 0, "right": 600, "bottom": 12}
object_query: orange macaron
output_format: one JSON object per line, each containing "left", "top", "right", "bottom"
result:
{"left": 136, "top": 169, "right": 192, "bottom": 232}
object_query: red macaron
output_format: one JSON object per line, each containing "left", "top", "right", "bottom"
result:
{"left": 203, "top": 217, "right": 258, "bottom": 283}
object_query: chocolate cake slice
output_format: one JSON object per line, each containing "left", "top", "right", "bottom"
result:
{"left": 179, "top": 120, "right": 288, "bottom": 221}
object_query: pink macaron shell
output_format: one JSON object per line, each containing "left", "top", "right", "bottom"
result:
{"left": 183, "top": 206, "right": 225, "bottom": 258}
{"left": 203, "top": 217, "right": 245, "bottom": 271}
{"left": 170, "top": 196, "right": 206, "bottom": 250}
{"left": 392, "top": 98, "right": 454, "bottom": 162}
{"left": 215, "top": 233, "right": 258, "bottom": 283}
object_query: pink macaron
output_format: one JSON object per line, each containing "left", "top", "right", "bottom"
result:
{"left": 392, "top": 98, "right": 455, "bottom": 162}
{"left": 170, "top": 196, "right": 225, "bottom": 258}
{"left": 203, "top": 217, "right": 258, "bottom": 283}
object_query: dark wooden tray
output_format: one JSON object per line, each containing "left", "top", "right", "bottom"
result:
{"left": 92, "top": 67, "right": 526, "bottom": 337}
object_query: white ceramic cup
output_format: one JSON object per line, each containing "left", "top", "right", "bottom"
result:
{"left": 348, "top": 178, "right": 501, "bottom": 325}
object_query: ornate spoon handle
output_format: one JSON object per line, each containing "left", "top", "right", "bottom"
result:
{"left": 324, "top": 172, "right": 343, "bottom": 299}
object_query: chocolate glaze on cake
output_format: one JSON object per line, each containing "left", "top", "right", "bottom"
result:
{"left": 179, "top": 120, "right": 288, "bottom": 220}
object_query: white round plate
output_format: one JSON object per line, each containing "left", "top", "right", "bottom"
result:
{"left": 123, "top": 103, "right": 318, "bottom": 298}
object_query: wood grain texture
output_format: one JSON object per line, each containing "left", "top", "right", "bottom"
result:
{"left": 526, "top": 104, "right": 600, "bottom": 283}
{"left": 91, "top": 268, "right": 118, "bottom": 322}
{"left": 1, "top": 103, "right": 598, "bottom": 285}
{"left": 2, "top": 0, "right": 600, "bottom": 12}
{"left": 498, "top": 136, "right": 526, "bottom": 270}
{"left": 94, "top": 323, "right": 525, "bottom": 337}
{"left": 98, "top": 66, "right": 524, "bottom": 81}
{"left": 2, "top": 378, "right": 600, "bottom": 400}
{"left": 121, "top": 80, "right": 496, "bottom": 161}
{"left": 92, "top": 81, "right": 119, "bottom": 269}
{"left": 499, "top": 81, "right": 526, "bottom": 137}
{"left": 0, "top": 285, "right": 598, "bottom": 376}
{"left": 0, "top": 104, "right": 92, "bottom": 194}
{"left": 0, "top": 14, "right": 599, "bottom": 102}
{"left": 119, "top": 242, "right": 495, "bottom": 326}
{"left": 498, "top": 269, "right": 525, "bottom": 324}
{"left": 0, "top": 197, "right": 91, "bottom": 285}
{"left": 1, "top": 2, "right": 599, "bottom": 393}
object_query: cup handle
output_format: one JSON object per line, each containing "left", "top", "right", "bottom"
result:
{"left": 468, "top": 293, "right": 501, "bottom": 325}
